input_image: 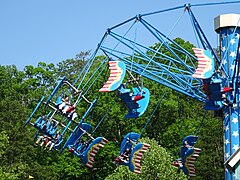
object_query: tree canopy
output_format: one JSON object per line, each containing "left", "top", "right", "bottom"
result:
{"left": 0, "top": 39, "right": 224, "bottom": 179}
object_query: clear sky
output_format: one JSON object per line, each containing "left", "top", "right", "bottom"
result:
{"left": 0, "top": 0, "right": 240, "bottom": 70}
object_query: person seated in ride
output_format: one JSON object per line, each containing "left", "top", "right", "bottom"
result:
{"left": 65, "top": 104, "right": 78, "bottom": 121}
{"left": 35, "top": 115, "right": 48, "bottom": 129}
{"left": 40, "top": 121, "right": 50, "bottom": 133}
{"left": 76, "top": 140, "right": 89, "bottom": 154}
{"left": 69, "top": 138, "right": 90, "bottom": 156}
{"left": 36, "top": 134, "right": 51, "bottom": 147}
{"left": 115, "top": 148, "right": 132, "bottom": 164}
{"left": 56, "top": 95, "right": 70, "bottom": 112}
{"left": 172, "top": 158, "right": 184, "bottom": 168}
{"left": 172, "top": 136, "right": 196, "bottom": 167}
{"left": 45, "top": 131, "right": 61, "bottom": 151}
{"left": 45, "top": 120, "right": 56, "bottom": 134}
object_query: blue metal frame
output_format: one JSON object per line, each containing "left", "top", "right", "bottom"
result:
{"left": 24, "top": 96, "right": 45, "bottom": 127}
{"left": 92, "top": 2, "right": 240, "bottom": 179}
{"left": 23, "top": 2, "right": 240, "bottom": 178}
{"left": 46, "top": 76, "right": 66, "bottom": 105}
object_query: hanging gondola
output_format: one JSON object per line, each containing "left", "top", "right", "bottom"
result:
{"left": 24, "top": 73, "right": 97, "bottom": 152}
{"left": 117, "top": 84, "right": 150, "bottom": 118}
{"left": 192, "top": 47, "right": 233, "bottom": 110}
{"left": 60, "top": 100, "right": 109, "bottom": 168}
{"left": 99, "top": 60, "right": 150, "bottom": 118}
{"left": 114, "top": 92, "right": 167, "bottom": 173}
{"left": 172, "top": 135, "right": 202, "bottom": 177}
{"left": 172, "top": 94, "right": 204, "bottom": 176}
{"left": 114, "top": 132, "right": 150, "bottom": 174}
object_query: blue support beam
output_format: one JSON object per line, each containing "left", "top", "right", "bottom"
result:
{"left": 217, "top": 25, "right": 240, "bottom": 180}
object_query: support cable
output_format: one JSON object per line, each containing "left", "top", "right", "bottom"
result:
{"left": 140, "top": 90, "right": 168, "bottom": 137}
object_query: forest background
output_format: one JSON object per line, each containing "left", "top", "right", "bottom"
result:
{"left": 0, "top": 38, "right": 224, "bottom": 180}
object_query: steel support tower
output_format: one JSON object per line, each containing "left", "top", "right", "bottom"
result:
{"left": 215, "top": 14, "right": 240, "bottom": 180}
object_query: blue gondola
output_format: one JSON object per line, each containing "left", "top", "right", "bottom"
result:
{"left": 118, "top": 85, "right": 150, "bottom": 118}
{"left": 61, "top": 122, "right": 93, "bottom": 152}
{"left": 172, "top": 135, "right": 202, "bottom": 177}
{"left": 62, "top": 122, "right": 108, "bottom": 168}
{"left": 114, "top": 132, "right": 150, "bottom": 174}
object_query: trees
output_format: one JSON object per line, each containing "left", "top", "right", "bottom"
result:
{"left": 0, "top": 131, "right": 19, "bottom": 179}
{"left": 0, "top": 38, "right": 225, "bottom": 179}
{"left": 0, "top": 64, "right": 59, "bottom": 179}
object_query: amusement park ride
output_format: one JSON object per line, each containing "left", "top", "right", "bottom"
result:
{"left": 24, "top": 1, "right": 240, "bottom": 179}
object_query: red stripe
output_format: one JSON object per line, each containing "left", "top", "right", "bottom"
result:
{"left": 109, "top": 67, "right": 118, "bottom": 70}
{"left": 109, "top": 61, "right": 117, "bottom": 64}
{"left": 143, "top": 143, "right": 150, "bottom": 147}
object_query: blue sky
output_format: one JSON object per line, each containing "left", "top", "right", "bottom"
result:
{"left": 0, "top": 0, "right": 240, "bottom": 70}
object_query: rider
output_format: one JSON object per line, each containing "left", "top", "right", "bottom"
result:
{"left": 61, "top": 103, "right": 78, "bottom": 121}
{"left": 45, "top": 131, "right": 61, "bottom": 151}
{"left": 56, "top": 95, "right": 70, "bottom": 112}
{"left": 115, "top": 148, "right": 132, "bottom": 164}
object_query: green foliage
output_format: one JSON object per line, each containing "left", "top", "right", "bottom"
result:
{"left": 0, "top": 131, "right": 9, "bottom": 158}
{"left": 0, "top": 38, "right": 225, "bottom": 179}
{"left": 194, "top": 114, "right": 224, "bottom": 179}
{"left": 0, "top": 167, "right": 19, "bottom": 180}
